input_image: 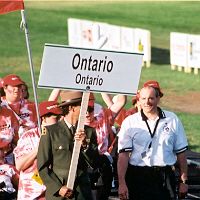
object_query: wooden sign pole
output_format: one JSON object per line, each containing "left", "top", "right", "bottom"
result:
{"left": 66, "top": 91, "right": 90, "bottom": 190}
{"left": 66, "top": 24, "right": 107, "bottom": 190}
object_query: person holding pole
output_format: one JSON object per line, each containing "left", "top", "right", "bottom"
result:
{"left": 84, "top": 92, "right": 127, "bottom": 200}
{"left": 48, "top": 89, "right": 127, "bottom": 200}
{"left": 117, "top": 81, "right": 188, "bottom": 200}
{"left": 37, "top": 90, "right": 100, "bottom": 200}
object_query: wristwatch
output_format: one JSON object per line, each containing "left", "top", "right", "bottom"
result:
{"left": 179, "top": 179, "right": 188, "bottom": 184}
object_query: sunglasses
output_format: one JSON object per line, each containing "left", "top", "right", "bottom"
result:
{"left": 87, "top": 106, "right": 94, "bottom": 113}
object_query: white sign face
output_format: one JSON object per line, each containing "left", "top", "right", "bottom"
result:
{"left": 134, "top": 28, "right": 151, "bottom": 62}
{"left": 121, "top": 26, "right": 135, "bottom": 52}
{"left": 170, "top": 32, "right": 188, "bottom": 67}
{"left": 188, "top": 34, "right": 200, "bottom": 68}
{"left": 38, "top": 44, "right": 143, "bottom": 95}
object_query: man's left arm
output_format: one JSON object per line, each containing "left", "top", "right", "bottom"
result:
{"left": 177, "top": 151, "right": 188, "bottom": 198}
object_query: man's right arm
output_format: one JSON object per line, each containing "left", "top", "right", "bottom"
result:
{"left": 118, "top": 152, "right": 130, "bottom": 200}
{"left": 177, "top": 151, "right": 188, "bottom": 199}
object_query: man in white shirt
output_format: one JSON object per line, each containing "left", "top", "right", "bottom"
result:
{"left": 117, "top": 81, "right": 188, "bottom": 200}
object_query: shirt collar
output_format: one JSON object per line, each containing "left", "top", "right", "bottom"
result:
{"left": 141, "top": 107, "right": 166, "bottom": 121}
{"left": 64, "top": 118, "right": 73, "bottom": 129}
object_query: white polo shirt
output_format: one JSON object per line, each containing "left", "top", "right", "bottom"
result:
{"left": 118, "top": 108, "right": 188, "bottom": 167}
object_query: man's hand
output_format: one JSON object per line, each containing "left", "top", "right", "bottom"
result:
{"left": 59, "top": 186, "right": 74, "bottom": 198}
{"left": 118, "top": 182, "right": 129, "bottom": 200}
{"left": 178, "top": 182, "right": 188, "bottom": 199}
{"left": 74, "top": 129, "right": 86, "bottom": 142}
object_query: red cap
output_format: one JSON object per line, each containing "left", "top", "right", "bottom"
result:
{"left": 2, "top": 74, "right": 24, "bottom": 87}
{"left": 143, "top": 80, "right": 163, "bottom": 97}
{"left": 39, "top": 101, "right": 62, "bottom": 117}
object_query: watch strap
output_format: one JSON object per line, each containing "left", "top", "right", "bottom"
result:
{"left": 179, "top": 179, "right": 188, "bottom": 184}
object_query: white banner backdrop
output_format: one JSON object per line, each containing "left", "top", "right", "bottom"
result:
{"left": 67, "top": 18, "right": 151, "bottom": 66}
{"left": 120, "top": 26, "right": 135, "bottom": 52}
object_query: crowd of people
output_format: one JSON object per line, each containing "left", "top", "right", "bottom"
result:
{"left": 0, "top": 73, "right": 189, "bottom": 200}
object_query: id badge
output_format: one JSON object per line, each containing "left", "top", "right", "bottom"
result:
{"left": 141, "top": 148, "right": 152, "bottom": 166}
{"left": 141, "top": 151, "right": 147, "bottom": 158}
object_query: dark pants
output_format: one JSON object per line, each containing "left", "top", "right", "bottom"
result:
{"left": 47, "top": 172, "right": 93, "bottom": 200}
{"left": 72, "top": 172, "right": 94, "bottom": 200}
{"left": 126, "top": 165, "right": 176, "bottom": 200}
{"left": 91, "top": 155, "right": 113, "bottom": 200}
{"left": 99, "top": 158, "right": 113, "bottom": 200}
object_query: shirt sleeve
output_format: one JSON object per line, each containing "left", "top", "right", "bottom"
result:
{"left": 13, "top": 128, "right": 39, "bottom": 159}
{"left": 117, "top": 117, "right": 133, "bottom": 153}
{"left": 13, "top": 132, "right": 30, "bottom": 159}
{"left": 173, "top": 114, "right": 188, "bottom": 154}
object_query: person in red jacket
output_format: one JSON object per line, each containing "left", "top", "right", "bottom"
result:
{"left": 0, "top": 88, "right": 19, "bottom": 165}
{"left": 14, "top": 100, "right": 62, "bottom": 200}
{"left": 1, "top": 74, "right": 38, "bottom": 137}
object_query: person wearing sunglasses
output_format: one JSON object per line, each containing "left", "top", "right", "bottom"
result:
{"left": 85, "top": 92, "right": 127, "bottom": 200}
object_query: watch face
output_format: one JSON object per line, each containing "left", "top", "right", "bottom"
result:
{"left": 180, "top": 180, "right": 188, "bottom": 184}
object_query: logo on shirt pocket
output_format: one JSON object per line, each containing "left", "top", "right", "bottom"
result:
{"left": 163, "top": 123, "right": 170, "bottom": 133}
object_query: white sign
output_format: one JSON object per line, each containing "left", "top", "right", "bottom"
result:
{"left": 134, "top": 28, "right": 151, "bottom": 62}
{"left": 170, "top": 32, "right": 188, "bottom": 67}
{"left": 121, "top": 26, "right": 135, "bottom": 52}
{"left": 38, "top": 44, "right": 143, "bottom": 95}
{"left": 188, "top": 34, "right": 200, "bottom": 68}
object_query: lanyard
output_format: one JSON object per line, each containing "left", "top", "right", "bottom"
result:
{"left": 144, "top": 118, "right": 160, "bottom": 149}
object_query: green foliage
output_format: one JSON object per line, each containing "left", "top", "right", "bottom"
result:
{"left": 0, "top": 1, "right": 200, "bottom": 152}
